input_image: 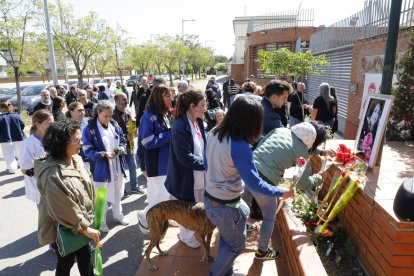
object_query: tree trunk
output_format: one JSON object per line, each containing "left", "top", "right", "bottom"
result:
{"left": 14, "top": 66, "right": 22, "bottom": 113}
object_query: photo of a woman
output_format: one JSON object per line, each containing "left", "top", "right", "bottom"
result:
{"left": 357, "top": 98, "right": 384, "bottom": 156}
{"left": 355, "top": 94, "right": 393, "bottom": 168}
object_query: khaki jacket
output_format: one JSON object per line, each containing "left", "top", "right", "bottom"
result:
{"left": 35, "top": 154, "right": 95, "bottom": 245}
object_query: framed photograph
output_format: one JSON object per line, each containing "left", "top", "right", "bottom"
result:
{"left": 355, "top": 95, "right": 393, "bottom": 168}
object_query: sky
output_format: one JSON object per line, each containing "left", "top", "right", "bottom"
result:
{"left": 68, "top": 0, "right": 366, "bottom": 57}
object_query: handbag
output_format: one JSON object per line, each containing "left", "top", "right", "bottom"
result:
{"left": 56, "top": 224, "right": 91, "bottom": 257}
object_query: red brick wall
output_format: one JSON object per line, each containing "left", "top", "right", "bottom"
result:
{"left": 344, "top": 28, "right": 412, "bottom": 139}
{"left": 319, "top": 164, "right": 414, "bottom": 275}
{"left": 244, "top": 27, "right": 319, "bottom": 79}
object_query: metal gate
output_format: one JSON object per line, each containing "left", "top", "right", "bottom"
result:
{"left": 306, "top": 46, "right": 353, "bottom": 135}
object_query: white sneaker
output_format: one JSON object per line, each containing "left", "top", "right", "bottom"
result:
{"left": 114, "top": 215, "right": 130, "bottom": 225}
{"left": 177, "top": 233, "right": 200, "bottom": 249}
{"left": 100, "top": 223, "right": 109, "bottom": 233}
{"left": 137, "top": 211, "right": 150, "bottom": 235}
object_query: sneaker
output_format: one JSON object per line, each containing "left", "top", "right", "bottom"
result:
{"left": 122, "top": 191, "right": 130, "bottom": 200}
{"left": 7, "top": 169, "right": 15, "bottom": 174}
{"left": 114, "top": 215, "right": 130, "bottom": 225}
{"left": 130, "top": 187, "right": 145, "bottom": 194}
{"left": 255, "top": 248, "right": 280, "bottom": 260}
{"left": 246, "top": 221, "right": 257, "bottom": 232}
{"left": 177, "top": 233, "right": 200, "bottom": 249}
{"left": 137, "top": 211, "right": 150, "bottom": 235}
{"left": 100, "top": 223, "right": 109, "bottom": 233}
{"left": 48, "top": 244, "right": 55, "bottom": 252}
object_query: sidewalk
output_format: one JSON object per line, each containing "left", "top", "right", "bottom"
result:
{"left": 136, "top": 221, "right": 289, "bottom": 276}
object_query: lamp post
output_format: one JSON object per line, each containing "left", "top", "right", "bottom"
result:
{"left": 181, "top": 19, "right": 195, "bottom": 78}
{"left": 43, "top": 0, "right": 58, "bottom": 85}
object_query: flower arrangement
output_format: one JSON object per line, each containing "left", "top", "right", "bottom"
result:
{"left": 286, "top": 151, "right": 368, "bottom": 267}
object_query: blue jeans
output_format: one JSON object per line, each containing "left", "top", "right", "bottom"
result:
{"left": 125, "top": 152, "right": 137, "bottom": 190}
{"left": 204, "top": 197, "right": 246, "bottom": 276}
{"left": 249, "top": 189, "right": 278, "bottom": 251}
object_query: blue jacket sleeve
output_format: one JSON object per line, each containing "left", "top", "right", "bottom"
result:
{"left": 139, "top": 113, "right": 171, "bottom": 150}
{"left": 82, "top": 126, "right": 106, "bottom": 161}
{"left": 137, "top": 134, "right": 146, "bottom": 171}
{"left": 231, "top": 139, "right": 284, "bottom": 197}
{"left": 171, "top": 125, "right": 204, "bottom": 171}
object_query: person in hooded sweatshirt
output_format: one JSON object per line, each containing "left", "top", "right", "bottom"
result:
{"left": 251, "top": 121, "right": 329, "bottom": 260}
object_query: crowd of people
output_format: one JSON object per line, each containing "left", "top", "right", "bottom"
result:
{"left": 0, "top": 75, "right": 340, "bottom": 275}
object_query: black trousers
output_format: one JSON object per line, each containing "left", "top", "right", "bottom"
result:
{"left": 52, "top": 243, "right": 93, "bottom": 276}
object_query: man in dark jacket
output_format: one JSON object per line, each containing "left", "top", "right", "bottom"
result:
{"left": 261, "top": 80, "right": 291, "bottom": 135}
{"left": 65, "top": 85, "right": 78, "bottom": 105}
{"left": 136, "top": 76, "right": 166, "bottom": 125}
{"left": 112, "top": 93, "right": 144, "bottom": 195}
{"left": 288, "top": 82, "right": 309, "bottom": 127}
{"left": 33, "top": 89, "right": 53, "bottom": 113}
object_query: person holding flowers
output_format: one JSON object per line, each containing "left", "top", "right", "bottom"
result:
{"left": 251, "top": 121, "right": 329, "bottom": 260}
{"left": 204, "top": 96, "right": 293, "bottom": 275}
{"left": 36, "top": 120, "right": 99, "bottom": 276}
{"left": 82, "top": 100, "right": 129, "bottom": 233}
{"left": 112, "top": 93, "right": 144, "bottom": 195}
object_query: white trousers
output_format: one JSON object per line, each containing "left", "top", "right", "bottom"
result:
{"left": 178, "top": 188, "right": 205, "bottom": 243}
{"left": 94, "top": 161, "right": 125, "bottom": 224}
{"left": 140, "top": 175, "right": 171, "bottom": 226}
{"left": 1, "top": 141, "right": 22, "bottom": 171}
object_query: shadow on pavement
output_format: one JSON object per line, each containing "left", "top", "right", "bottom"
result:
{"left": 2, "top": 186, "right": 25, "bottom": 199}
{"left": 0, "top": 231, "right": 41, "bottom": 259}
{"left": 0, "top": 175, "right": 24, "bottom": 186}
{"left": 1, "top": 250, "right": 55, "bottom": 275}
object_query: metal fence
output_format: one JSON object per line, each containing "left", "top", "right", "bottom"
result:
{"left": 310, "top": 0, "right": 414, "bottom": 53}
{"left": 246, "top": 9, "right": 314, "bottom": 35}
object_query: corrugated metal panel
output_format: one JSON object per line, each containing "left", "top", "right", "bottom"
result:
{"left": 306, "top": 47, "right": 353, "bottom": 134}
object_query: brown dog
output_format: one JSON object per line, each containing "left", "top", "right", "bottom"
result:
{"left": 145, "top": 200, "right": 216, "bottom": 271}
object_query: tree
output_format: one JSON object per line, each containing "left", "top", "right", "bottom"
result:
{"left": 0, "top": 0, "right": 36, "bottom": 112}
{"left": 386, "top": 34, "right": 414, "bottom": 141}
{"left": 49, "top": 2, "right": 115, "bottom": 86}
{"left": 22, "top": 36, "right": 63, "bottom": 82}
{"left": 214, "top": 55, "right": 229, "bottom": 64}
{"left": 257, "top": 48, "right": 330, "bottom": 80}
{"left": 153, "top": 35, "right": 185, "bottom": 86}
{"left": 124, "top": 44, "right": 153, "bottom": 75}
{"left": 91, "top": 48, "right": 116, "bottom": 79}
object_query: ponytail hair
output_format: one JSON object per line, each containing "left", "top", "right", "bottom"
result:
{"left": 175, "top": 88, "right": 205, "bottom": 118}
{"left": 30, "top": 110, "right": 53, "bottom": 135}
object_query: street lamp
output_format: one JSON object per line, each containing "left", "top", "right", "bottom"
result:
{"left": 182, "top": 19, "right": 196, "bottom": 41}
{"left": 181, "top": 19, "right": 195, "bottom": 78}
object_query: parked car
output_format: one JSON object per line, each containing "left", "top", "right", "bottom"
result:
{"left": 126, "top": 75, "right": 142, "bottom": 87}
{"left": 0, "top": 86, "right": 28, "bottom": 103}
{"left": 66, "top": 80, "right": 88, "bottom": 89}
{"left": 0, "top": 88, "right": 12, "bottom": 102}
{"left": 8, "top": 83, "right": 53, "bottom": 114}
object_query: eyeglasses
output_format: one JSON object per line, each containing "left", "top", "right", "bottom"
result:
{"left": 70, "top": 137, "right": 82, "bottom": 145}
{"left": 76, "top": 109, "right": 85, "bottom": 112}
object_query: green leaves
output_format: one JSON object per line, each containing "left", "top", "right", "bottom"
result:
{"left": 257, "top": 48, "right": 330, "bottom": 80}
